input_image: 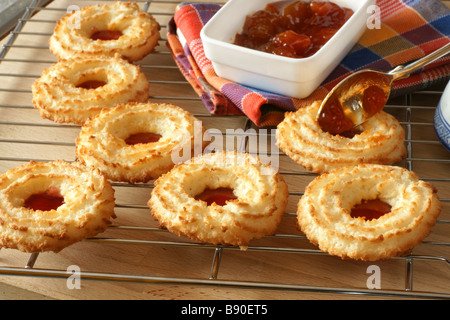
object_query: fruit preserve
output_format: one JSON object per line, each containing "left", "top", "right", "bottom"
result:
{"left": 234, "top": 0, "right": 353, "bottom": 58}
{"left": 317, "top": 72, "right": 390, "bottom": 135}
{"left": 24, "top": 187, "right": 65, "bottom": 211}
{"left": 195, "top": 188, "right": 237, "bottom": 206}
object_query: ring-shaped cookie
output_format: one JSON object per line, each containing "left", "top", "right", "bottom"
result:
{"left": 297, "top": 164, "right": 442, "bottom": 261}
{"left": 49, "top": 2, "right": 160, "bottom": 61}
{"left": 76, "top": 102, "right": 206, "bottom": 183}
{"left": 276, "top": 101, "right": 407, "bottom": 173}
{"left": 0, "top": 160, "right": 116, "bottom": 253}
{"left": 148, "top": 151, "right": 289, "bottom": 249}
{"left": 32, "top": 54, "right": 150, "bottom": 125}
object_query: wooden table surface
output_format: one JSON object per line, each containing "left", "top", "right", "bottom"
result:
{"left": 0, "top": 0, "right": 449, "bottom": 300}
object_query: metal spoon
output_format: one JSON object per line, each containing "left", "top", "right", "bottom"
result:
{"left": 316, "top": 42, "right": 450, "bottom": 135}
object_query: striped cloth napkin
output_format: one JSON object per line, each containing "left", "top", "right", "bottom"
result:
{"left": 167, "top": 0, "right": 450, "bottom": 127}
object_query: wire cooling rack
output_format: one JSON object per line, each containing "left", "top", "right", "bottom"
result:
{"left": 0, "top": 0, "right": 449, "bottom": 300}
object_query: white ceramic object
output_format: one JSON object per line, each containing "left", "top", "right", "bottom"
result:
{"left": 201, "top": 0, "right": 376, "bottom": 99}
{"left": 434, "top": 80, "right": 450, "bottom": 151}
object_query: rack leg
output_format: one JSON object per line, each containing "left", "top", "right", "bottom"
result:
{"left": 405, "top": 257, "right": 414, "bottom": 291}
{"left": 209, "top": 247, "right": 223, "bottom": 280}
{"left": 26, "top": 253, "right": 39, "bottom": 269}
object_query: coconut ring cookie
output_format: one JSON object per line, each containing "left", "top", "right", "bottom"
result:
{"left": 49, "top": 2, "right": 160, "bottom": 61}
{"left": 32, "top": 54, "right": 150, "bottom": 125}
{"left": 276, "top": 101, "right": 407, "bottom": 173}
{"left": 148, "top": 151, "right": 289, "bottom": 249}
{"left": 0, "top": 160, "right": 116, "bottom": 253}
{"left": 297, "top": 164, "right": 442, "bottom": 261}
{"left": 76, "top": 102, "right": 207, "bottom": 183}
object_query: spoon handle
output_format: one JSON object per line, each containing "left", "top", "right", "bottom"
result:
{"left": 388, "top": 42, "right": 450, "bottom": 81}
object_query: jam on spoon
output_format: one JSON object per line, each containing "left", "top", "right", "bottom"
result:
{"left": 317, "top": 42, "right": 450, "bottom": 135}
{"left": 317, "top": 71, "right": 390, "bottom": 135}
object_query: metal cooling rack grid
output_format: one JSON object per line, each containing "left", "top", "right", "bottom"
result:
{"left": 0, "top": 0, "right": 448, "bottom": 299}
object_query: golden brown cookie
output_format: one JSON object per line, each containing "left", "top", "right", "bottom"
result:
{"left": 297, "top": 164, "right": 442, "bottom": 261}
{"left": 0, "top": 160, "right": 115, "bottom": 253}
{"left": 32, "top": 54, "right": 150, "bottom": 125}
{"left": 49, "top": 1, "right": 160, "bottom": 61}
{"left": 148, "top": 151, "right": 289, "bottom": 249}
{"left": 276, "top": 101, "right": 407, "bottom": 173}
{"left": 76, "top": 102, "right": 206, "bottom": 183}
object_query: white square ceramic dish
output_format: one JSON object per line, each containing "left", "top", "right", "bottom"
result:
{"left": 201, "top": 0, "right": 376, "bottom": 99}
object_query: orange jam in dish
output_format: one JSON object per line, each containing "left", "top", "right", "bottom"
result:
{"left": 25, "top": 187, "right": 65, "bottom": 211}
{"left": 234, "top": 0, "right": 353, "bottom": 58}
{"left": 350, "top": 199, "right": 392, "bottom": 221}
{"left": 125, "top": 132, "right": 162, "bottom": 145}
{"left": 195, "top": 188, "right": 237, "bottom": 206}
{"left": 91, "top": 30, "right": 123, "bottom": 41}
